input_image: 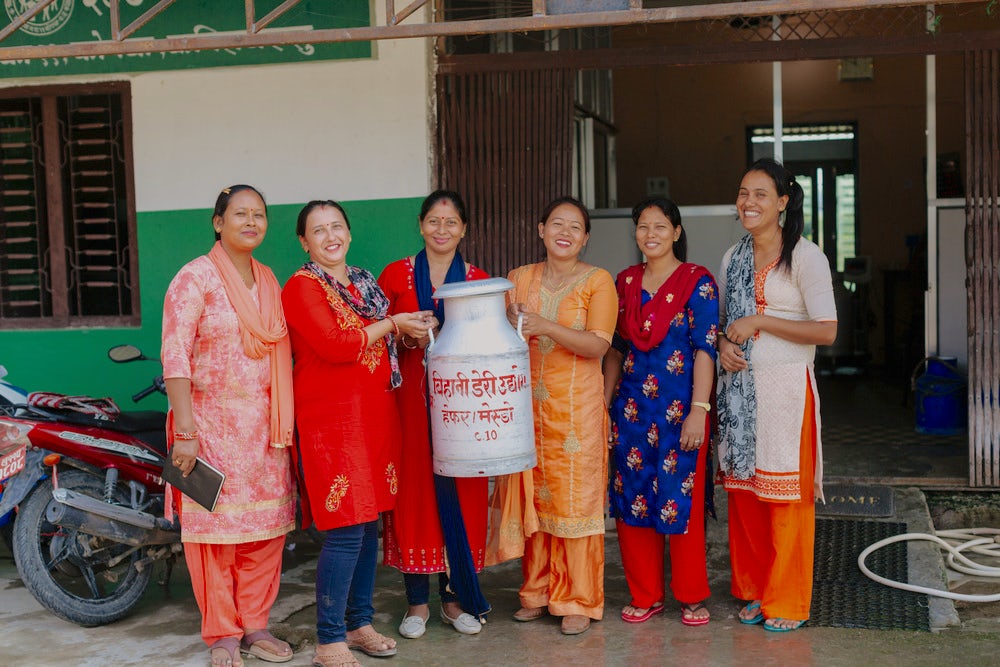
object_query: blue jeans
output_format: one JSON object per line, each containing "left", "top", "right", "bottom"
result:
{"left": 316, "top": 520, "right": 379, "bottom": 644}
{"left": 403, "top": 571, "right": 458, "bottom": 606}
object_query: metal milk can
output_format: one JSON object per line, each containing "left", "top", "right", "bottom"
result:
{"left": 426, "top": 277, "right": 536, "bottom": 477}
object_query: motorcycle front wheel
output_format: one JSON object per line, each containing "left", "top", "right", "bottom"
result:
{"left": 13, "top": 469, "right": 153, "bottom": 626}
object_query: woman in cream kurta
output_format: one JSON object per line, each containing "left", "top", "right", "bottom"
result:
{"left": 498, "top": 196, "right": 617, "bottom": 636}
{"left": 717, "top": 159, "right": 837, "bottom": 632}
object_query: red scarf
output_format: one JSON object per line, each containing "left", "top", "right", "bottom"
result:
{"left": 616, "top": 262, "right": 710, "bottom": 352}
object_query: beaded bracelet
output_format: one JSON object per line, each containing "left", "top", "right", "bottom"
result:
{"left": 173, "top": 430, "right": 199, "bottom": 440}
{"left": 386, "top": 314, "right": 400, "bottom": 336}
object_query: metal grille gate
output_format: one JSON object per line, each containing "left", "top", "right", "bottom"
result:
{"left": 435, "top": 69, "right": 575, "bottom": 278}
{"left": 965, "top": 48, "right": 1000, "bottom": 487}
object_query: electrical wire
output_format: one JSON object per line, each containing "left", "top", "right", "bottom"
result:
{"left": 858, "top": 528, "right": 1000, "bottom": 602}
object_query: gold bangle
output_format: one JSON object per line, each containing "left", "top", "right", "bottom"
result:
{"left": 691, "top": 401, "right": 711, "bottom": 413}
{"left": 173, "top": 430, "right": 199, "bottom": 440}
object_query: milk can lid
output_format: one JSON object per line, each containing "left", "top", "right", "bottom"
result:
{"left": 433, "top": 277, "right": 513, "bottom": 300}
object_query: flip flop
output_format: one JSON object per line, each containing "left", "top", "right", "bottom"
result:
{"left": 739, "top": 601, "right": 764, "bottom": 625}
{"left": 764, "top": 618, "right": 808, "bottom": 633}
{"left": 240, "top": 630, "right": 293, "bottom": 663}
{"left": 620, "top": 602, "right": 664, "bottom": 624}
{"left": 680, "top": 602, "right": 710, "bottom": 627}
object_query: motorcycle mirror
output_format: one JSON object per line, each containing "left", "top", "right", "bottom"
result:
{"left": 108, "top": 345, "right": 145, "bottom": 363}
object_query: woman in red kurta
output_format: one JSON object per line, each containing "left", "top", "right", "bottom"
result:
{"left": 281, "top": 200, "right": 434, "bottom": 667}
{"left": 378, "top": 190, "right": 490, "bottom": 640}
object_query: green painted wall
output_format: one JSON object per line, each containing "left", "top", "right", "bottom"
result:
{"left": 0, "top": 197, "right": 422, "bottom": 409}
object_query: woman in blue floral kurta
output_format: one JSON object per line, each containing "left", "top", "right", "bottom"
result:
{"left": 604, "top": 198, "right": 719, "bottom": 627}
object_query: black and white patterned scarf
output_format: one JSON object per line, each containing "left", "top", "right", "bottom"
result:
{"left": 303, "top": 261, "right": 401, "bottom": 388}
{"left": 718, "top": 235, "right": 757, "bottom": 480}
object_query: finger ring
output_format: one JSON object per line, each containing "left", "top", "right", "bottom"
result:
{"left": 173, "top": 460, "right": 181, "bottom": 465}
{"left": 695, "top": 438, "right": 702, "bottom": 443}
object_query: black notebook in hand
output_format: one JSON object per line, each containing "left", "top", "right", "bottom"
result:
{"left": 161, "top": 457, "right": 225, "bottom": 512}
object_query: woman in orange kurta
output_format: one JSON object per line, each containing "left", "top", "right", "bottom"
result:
{"left": 281, "top": 200, "right": 434, "bottom": 667}
{"left": 162, "top": 185, "right": 296, "bottom": 667}
{"left": 498, "top": 196, "right": 618, "bottom": 636}
{"left": 378, "top": 190, "right": 491, "bottom": 639}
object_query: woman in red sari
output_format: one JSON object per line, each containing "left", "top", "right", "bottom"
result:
{"left": 282, "top": 200, "right": 434, "bottom": 667}
{"left": 379, "top": 190, "right": 491, "bottom": 639}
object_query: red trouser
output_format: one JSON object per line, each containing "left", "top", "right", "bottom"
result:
{"left": 617, "top": 435, "right": 711, "bottom": 608}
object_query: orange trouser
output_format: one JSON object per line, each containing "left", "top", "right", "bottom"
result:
{"left": 184, "top": 535, "right": 286, "bottom": 646}
{"left": 520, "top": 531, "right": 605, "bottom": 620}
{"left": 727, "top": 377, "right": 816, "bottom": 621}
{"left": 617, "top": 433, "right": 711, "bottom": 608}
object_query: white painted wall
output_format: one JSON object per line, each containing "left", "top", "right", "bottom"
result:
{"left": 132, "top": 27, "right": 431, "bottom": 209}
{"left": 0, "top": 3, "right": 434, "bottom": 212}
{"left": 589, "top": 206, "right": 742, "bottom": 279}
{"left": 937, "top": 206, "right": 967, "bottom": 369}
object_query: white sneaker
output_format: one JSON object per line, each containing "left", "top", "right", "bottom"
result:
{"left": 440, "top": 606, "right": 483, "bottom": 635}
{"left": 399, "top": 613, "right": 427, "bottom": 639}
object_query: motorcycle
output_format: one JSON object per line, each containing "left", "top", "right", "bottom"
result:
{"left": 0, "top": 363, "right": 29, "bottom": 549}
{"left": 0, "top": 345, "right": 181, "bottom": 626}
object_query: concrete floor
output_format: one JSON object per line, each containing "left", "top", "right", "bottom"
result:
{"left": 2, "top": 486, "right": 998, "bottom": 667}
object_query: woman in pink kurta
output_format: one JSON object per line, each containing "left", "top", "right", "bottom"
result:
{"left": 162, "top": 185, "right": 295, "bottom": 667}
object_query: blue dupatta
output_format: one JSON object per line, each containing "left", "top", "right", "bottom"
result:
{"left": 414, "top": 248, "right": 492, "bottom": 621}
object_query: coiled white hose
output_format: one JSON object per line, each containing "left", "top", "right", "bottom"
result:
{"left": 857, "top": 528, "right": 1000, "bottom": 602}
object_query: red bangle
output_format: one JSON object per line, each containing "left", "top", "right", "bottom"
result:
{"left": 386, "top": 315, "right": 400, "bottom": 336}
{"left": 173, "top": 430, "right": 198, "bottom": 440}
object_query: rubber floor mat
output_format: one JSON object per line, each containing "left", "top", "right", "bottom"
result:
{"left": 811, "top": 518, "right": 930, "bottom": 631}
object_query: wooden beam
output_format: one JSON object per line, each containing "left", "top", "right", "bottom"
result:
{"left": 389, "top": 0, "right": 430, "bottom": 26}
{"left": 438, "top": 29, "right": 1000, "bottom": 72}
{"left": 0, "top": 0, "right": 56, "bottom": 44}
{"left": 0, "top": 0, "right": 976, "bottom": 61}
{"left": 111, "top": 1, "right": 121, "bottom": 40}
{"left": 119, "top": 0, "right": 178, "bottom": 41}
{"left": 252, "top": 0, "right": 303, "bottom": 33}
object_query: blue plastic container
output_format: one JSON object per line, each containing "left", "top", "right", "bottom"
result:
{"left": 913, "top": 357, "right": 966, "bottom": 435}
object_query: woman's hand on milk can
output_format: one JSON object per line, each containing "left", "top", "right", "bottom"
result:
{"left": 395, "top": 311, "right": 438, "bottom": 339}
{"left": 508, "top": 303, "right": 550, "bottom": 338}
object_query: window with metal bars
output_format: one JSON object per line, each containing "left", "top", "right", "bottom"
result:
{"left": 0, "top": 82, "right": 138, "bottom": 328}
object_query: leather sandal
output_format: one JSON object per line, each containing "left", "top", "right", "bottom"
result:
{"left": 512, "top": 606, "right": 546, "bottom": 622}
{"left": 210, "top": 637, "right": 244, "bottom": 667}
{"left": 560, "top": 614, "right": 591, "bottom": 635}
{"left": 240, "top": 629, "right": 293, "bottom": 663}
{"left": 346, "top": 626, "right": 398, "bottom": 658}
{"left": 312, "top": 644, "right": 361, "bottom": 667}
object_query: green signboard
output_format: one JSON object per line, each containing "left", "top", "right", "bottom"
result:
{"left": 0, "top": 0, "right": 372, "bottom": 77}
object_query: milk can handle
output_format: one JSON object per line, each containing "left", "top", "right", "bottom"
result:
{"left": 426, "top": 326, "right": 435, "bottom": 350}
{"left": 516, "top": 313, "right": 525, "bottom": 341}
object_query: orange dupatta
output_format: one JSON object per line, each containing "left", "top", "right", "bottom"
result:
{"left": 208, "top": 242, "right": 294, "bottom": 448}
